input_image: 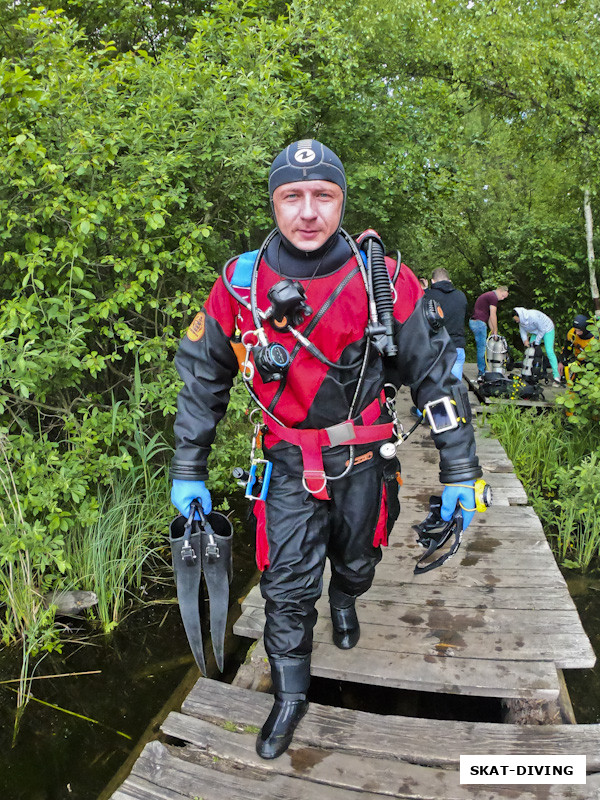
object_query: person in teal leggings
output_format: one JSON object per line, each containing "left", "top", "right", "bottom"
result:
{"left": 512, "top": 307, "right": 560, "bottom": 384}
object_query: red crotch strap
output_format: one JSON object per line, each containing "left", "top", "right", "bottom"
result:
{"left": 263, "top": 394, "right": 394, "bottom": 500}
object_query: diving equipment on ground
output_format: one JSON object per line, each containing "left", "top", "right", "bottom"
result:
{"left": 169, "top": 500, "right": 233, "bottom": 674}
{"left": 477, "top": 336, "right": 546, "bottom": 401}
{"left": 521, "top": 344, "right": 546, "bottom": 383}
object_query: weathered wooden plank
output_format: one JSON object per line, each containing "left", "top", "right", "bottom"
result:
{"left": 378, "top": 549, "right": 556, "bottom": 572}
{"left": 400, "top": 469, "right": 523, "bottom": 485}
{"left": 238, "top": 634, "right": 562, "bottom": 701}
{"left": 391, "top": 516, "right": 547, "bottom": 542}
{"left": 112, "top": 777, "right": 185, "bottom": 800}
{"left": 181, "top": 679, "right": 600, "bottom": 769}
{"left": 378, "top": 551, "right": 566, "bottom": 581}
{"left": 373, "top": 570, "right": 568, "bottom": 589}
{"left": 234, "top": 605, "right": 595, "bottom": 668}
{"left": 241, "top": 581, "right": 579, "bottom": 611}
{"left": 123, "top": 740, "right": 415, "bottom": 800}
{"left": 240, "top": 593, "right": 584, "bottom": 632}
{"left": 161, "top": 711, "right": 600, "bottom": 800}
{"left": 240, "top": 563, "right": 571, "bottom": 591}
{"left": 390, "top": 537, "right": 554, "bottom": 557}
{"left": 394, "top": 504, "right": 543, "bottom": 527}
{"left": 231, "top": 627, "right": 561, "bottom": 699}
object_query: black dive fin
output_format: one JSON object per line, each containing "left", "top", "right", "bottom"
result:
{"left": 200, "top": 512, "right": 233, "bottom": 673}
{"left": 169, "top": 504, "right": 206, "bottom": 675}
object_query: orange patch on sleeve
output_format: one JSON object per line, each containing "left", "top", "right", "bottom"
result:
{"left": 187, "top": 312, "right": 206, "bottom": 342}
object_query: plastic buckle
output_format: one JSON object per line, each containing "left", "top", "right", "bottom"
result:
{"left": 423, "top": 396, "right": 460, "bottom": 434}
{"left": 181, "top": 506, "right": 198, "bottom": 564}
{"left": 204, "top": 533, "right": 220, "bottom": 560}
{"left": 181, "top": 542, "right": 196, "bottom": 565}
{"left": 245, "top": 459, "right": 273, "bottom": 502}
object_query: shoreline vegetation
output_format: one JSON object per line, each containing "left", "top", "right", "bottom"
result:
{"left": 489, "top": 336, "right": 600, "bottom": 571}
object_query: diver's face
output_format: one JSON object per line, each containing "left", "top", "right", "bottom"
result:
{"left": 272, "top": 180, "right": 344, "bottom": 251}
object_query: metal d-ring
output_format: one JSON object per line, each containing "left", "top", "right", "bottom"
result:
{"left": 302, "top": 471, "right": 328, "bottom": 496}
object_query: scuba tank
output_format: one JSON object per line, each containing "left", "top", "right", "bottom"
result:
{"left": 485, "top": 335, "right": 508, "bottom": 376}
{"left": 521, "top": 344, "right": 544, "bottom": 383}
{"left": 521, "top": 346, "right": 535, "bottom": 379}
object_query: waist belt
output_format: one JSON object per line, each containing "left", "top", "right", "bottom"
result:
{"left": 263, "top": 393, "right": 394, "bottom": 500}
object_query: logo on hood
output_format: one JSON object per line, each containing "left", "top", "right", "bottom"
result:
{"left": 294, "top": 147, "right": 316, "bottom": 164}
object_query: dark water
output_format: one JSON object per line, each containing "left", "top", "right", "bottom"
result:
{"left": 1, "top": 521, "right": 599, "bottom": 799}
{"left": 0, "top": 503, "right": 258, "bottom": 800}
{"left": 563, "top": 570, "right": 600, "bottom": 724}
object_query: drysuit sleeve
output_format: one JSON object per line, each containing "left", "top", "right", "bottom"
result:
{"left": 390, "top": 294, "right": 482, "bottom": 485}
{"left": 170, "top": 277, "right": 239, "bottom": 481}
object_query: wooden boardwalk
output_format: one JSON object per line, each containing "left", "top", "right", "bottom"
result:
{"left": 109, "top": 375, "right": 600, "bottom": 799}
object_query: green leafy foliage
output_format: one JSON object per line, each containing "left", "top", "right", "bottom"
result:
{"left": 0, "top": 1, "right": 349, "bottom": 658}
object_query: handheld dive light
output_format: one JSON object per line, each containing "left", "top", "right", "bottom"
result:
{"left": 474, "top": 479, "right": 493, "bottom": 512}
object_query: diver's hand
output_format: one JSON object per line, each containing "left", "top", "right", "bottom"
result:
{"left": 171, "top": 479, "right": 212, "bottom": 518}
{"left": 441, "top": 481, "right": 476, "bottom": 531}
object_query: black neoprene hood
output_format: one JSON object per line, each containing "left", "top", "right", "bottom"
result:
{"left": 268, "top": 140, "right": 346, "bottom": 198}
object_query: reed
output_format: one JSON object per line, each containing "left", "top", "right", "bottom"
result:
{"left": 65, "top": 462, "right": 172, "bottom": 633}
{"left": 0, "top": 435, "right": 59, "bottom": 726}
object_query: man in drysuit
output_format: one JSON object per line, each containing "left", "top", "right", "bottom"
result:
{"left": 558, "top": 314, "right": 595, "bottom": 379}
{"left": 170, "top": 140, "right": 481, "bottom": 759}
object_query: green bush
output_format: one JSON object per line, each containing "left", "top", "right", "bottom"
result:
{"left": 0, "top": 1, "right": 353, "bottom": 668}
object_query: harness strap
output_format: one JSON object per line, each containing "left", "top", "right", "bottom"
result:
{"left": 262, "top": 393, "right": 394, "bottom": 499}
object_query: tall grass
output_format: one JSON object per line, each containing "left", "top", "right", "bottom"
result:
{"left": 65, "top": 433, "right": 172, "bottom": 633}
{"left": 0, "top": 434, "right": 59, "bottom": 728}
{"left": 490, "top": 406, "right": 600, "bottom": 571}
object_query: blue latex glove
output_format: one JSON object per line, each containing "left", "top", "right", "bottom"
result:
{"left": 171, "top": 479, "right": 212, "bottom": 518}
{"left": 441, "top": 481, "right": 476, "bottom": 531}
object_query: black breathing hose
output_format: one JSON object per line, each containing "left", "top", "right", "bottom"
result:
{"left": 368, "top": 235, "right": 398, "bottom": 357}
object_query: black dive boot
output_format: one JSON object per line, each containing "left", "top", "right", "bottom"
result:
{"left": 256, "top": 655, "right": 310, "bottom": 760}
{"left": 329, "top": 589, "right": 360, "bottom": 650}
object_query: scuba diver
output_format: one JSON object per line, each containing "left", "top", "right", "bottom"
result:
{"left": 169, "top": 140, "right": 482, "bottom": 760}
{"left": 558, "top": 314, "right": 594, "bottom": 380}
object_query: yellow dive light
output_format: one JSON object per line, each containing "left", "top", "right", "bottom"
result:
{"left": 474, "top": 479, "right": 493, "bottom": 512}
{"left": 444, "top": 480, "right": 492, "bottom": 513}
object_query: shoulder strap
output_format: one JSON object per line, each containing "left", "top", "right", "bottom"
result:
{"left": 231, "top": 249, "right": 260, "bottom": 288}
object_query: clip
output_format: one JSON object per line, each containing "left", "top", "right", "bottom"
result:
{"left": 245, "top": 459, "right": 273, "bottom": 501}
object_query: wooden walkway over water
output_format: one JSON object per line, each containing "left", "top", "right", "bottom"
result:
{"left": 110, "top": 376, "right": 600, "bottom": 800}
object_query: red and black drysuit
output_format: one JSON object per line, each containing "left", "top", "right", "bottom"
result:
{"left": 171, "top": 232, "right": 481, "bottom": 662}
